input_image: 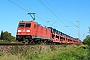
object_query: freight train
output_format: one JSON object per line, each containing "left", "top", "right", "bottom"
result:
{"left": 16, "top": 20, "right": 82, "bottom": 44}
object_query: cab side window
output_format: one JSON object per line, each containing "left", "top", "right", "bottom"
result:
{"left": 34, "top": 24, "right": 36, "bottom": 28}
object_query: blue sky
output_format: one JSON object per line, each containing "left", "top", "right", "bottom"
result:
{"left": 0, "top": 0, "right": 90, "bottom": 41}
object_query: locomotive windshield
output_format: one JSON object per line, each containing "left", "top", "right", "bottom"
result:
{"left": 19, "top": 23, "right": 31, "bottom": 28}
{"left": 25, "top": 23, "right": 31, "bottom": 27}
{"left": 19, "top": 23, "right": 25, "bottom": 28}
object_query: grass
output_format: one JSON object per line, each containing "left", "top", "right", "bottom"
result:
{"left": 0, "top": 45, "right": 89, "bottom": 60}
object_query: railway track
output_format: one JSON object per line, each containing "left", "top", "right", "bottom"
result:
{"left": 0, "top": 42, "right": 53, "bottom": 45}
{"left": 0, "top": 42, "right": 77, "bottom": 46}
{"left": 0, "top": 42, "right": 25, "bottom": 45}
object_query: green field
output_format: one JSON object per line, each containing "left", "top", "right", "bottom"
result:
{"left": 0, "top": 45, "right": 89, "bottom": 60}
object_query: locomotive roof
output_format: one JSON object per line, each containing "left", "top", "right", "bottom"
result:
{"left": 19, "top": 20, "right": 35, "bottom": 23}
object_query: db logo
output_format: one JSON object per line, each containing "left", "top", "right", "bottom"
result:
{"left": 23, "top": 30, "right": 25, "bottom": 32}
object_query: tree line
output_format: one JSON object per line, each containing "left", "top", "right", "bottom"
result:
{"left": 83, "top": 35, "right": 90, "bottom": 60}
{"left": 83, "top": 35, "right": 90, "bottom": 45}
{"left": 0, "top": 30, "right": 16, "bottom": 42}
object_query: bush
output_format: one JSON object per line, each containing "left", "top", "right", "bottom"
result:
{"left": 0, "top": 31, "right": 16, "bottom": 42}
{"left": 0, "top": 52, "right": 4, "bottom": 56}
{"left": 26, "top": 54, "right": 39, "bottom": 60}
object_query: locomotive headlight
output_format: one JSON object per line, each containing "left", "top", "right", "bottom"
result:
{"left": 18, "top": 30, "right": 21, "bottom": 32}
{"left": 26, "top": 30, "right": 30, "bottom": 32}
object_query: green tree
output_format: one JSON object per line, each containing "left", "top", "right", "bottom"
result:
{"left": 3, "top": 31, "right": 11, "bottom": 42}
{"left": 83, "top": 35, "right": 90, "bottom": 45}
{"left": 0, "top": 35, "right": 1, "bottom": 40}
{"left": 0, "top": 31, "right": 16, "bottom": 42}
{"left": 83, "top": 35, "right": 90, "bottom": 60}
{"left": 0, "top": 30, "right": 4, "bottom": 40}
{"left": 10, "top": 36, "right": 16, "bottom": 42}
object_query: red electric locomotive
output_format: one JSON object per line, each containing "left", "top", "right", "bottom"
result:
{"left": 16, "top": 20, "right": 52, "bottom": 44}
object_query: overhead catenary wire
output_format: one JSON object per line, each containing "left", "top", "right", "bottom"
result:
{"left": 8, "top": 0, "right": 46, "bottom": 21}
{"left": 45, "top": 0, "right": 78, "bottom": 28}
{"left": 40, "top": 0, "right": 77, "bottom": 37}
{"left": 16, "top": 0, "right": 47, "bottom": 21}
{"left": 16, "top": 0, "right": 36, "bottom": 12}
{"left": 44, "top": 0, "right": 78, "bottom": 35}
{"left": 17, "top": 0, "right": 70, "bottom": 26}
{"left": 8, "top": 0, "right": 29, "bottom": 12}
{"left": 39, "top": 0, "right": 66, "bottom": 26}
{"left": 50, "top": 21, "right": 57, "bottom": 26}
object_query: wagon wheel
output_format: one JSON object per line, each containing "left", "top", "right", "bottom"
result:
{"left": 24, "top": 39, "right": 29, "bottom": 44}
{"left": 29, "top": 39, "right": 35, "bottom": 45}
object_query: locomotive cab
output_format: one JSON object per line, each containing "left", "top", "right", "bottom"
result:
{"left": 16, "top": 20, "right": 37, "bottom": 44}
